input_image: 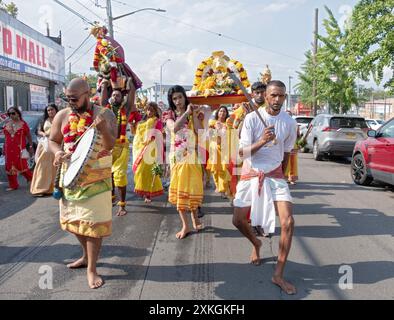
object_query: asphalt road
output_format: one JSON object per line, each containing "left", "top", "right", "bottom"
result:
{"left": 0, "top": 153, "right": 393, "bottom": 300}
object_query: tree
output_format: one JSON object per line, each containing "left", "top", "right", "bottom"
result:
{"left": 317, "top": 6, "right": 358, "bottom": 114}
{"left": 296, "top": 6, "right": 358, "bottom": 114}
{"left": 295, "top": 50, "right": 326, "bottom": 108}
{"left": 0, "top": 1, "right": 18, "bottom": 18}
{"left": 345, "top": 0, "right": 394, "bottom": 92}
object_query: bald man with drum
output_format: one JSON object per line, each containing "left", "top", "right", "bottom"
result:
{"left": 49, "top": 78, "right": 117, "bottom": 289}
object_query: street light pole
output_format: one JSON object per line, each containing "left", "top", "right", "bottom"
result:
{"left": 160, "top": 59, "right": 171, "bottom": 103}
{"left": 105, "top": 0, "right": 166, "bottom": 39}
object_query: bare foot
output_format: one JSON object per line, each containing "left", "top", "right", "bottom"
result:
{"left": 272, "top": 275, "right": 297, "bottom": 295}
{"left": 144, "top": 198, "right": 152, "bottom": 203}
{"left": 176, "top": 228, "right": 190, "bottom": 239}
{"left": 87, "top": 271, "right": 104, "bottom": 289}
{"left": 250, "top": 239, "right": 262, "bottom": 266}
{"left": 67, "top": 257, "right": 87, "bottom": 269}
{"left": 191, "top": 212, "right": 203, "bottom": 231}
{"left": 116, "top": 207, "right": 127, "bottom": 217}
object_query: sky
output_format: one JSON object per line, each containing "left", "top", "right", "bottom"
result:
{"left": 9, "top": 0, "right": 392, "bottom": 92}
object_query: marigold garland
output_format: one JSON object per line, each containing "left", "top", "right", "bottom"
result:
{"left": 63, "top": 108, "right": 94, "bottom": 153}
{"left": 106, "top": 102, "right": 127, "bottom": 143}
{"left": 192, "top": 53, "right": 251, "bottom": 94}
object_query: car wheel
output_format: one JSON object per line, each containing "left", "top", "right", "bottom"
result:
{"left": 351, "top": 153, "right": 373, "bottom": 186}
{"left": 313, "top": 140, "right": 323, "bottom": 161}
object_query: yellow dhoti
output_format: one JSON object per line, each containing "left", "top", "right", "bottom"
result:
{"left": 112, "top": 141, "right": 130, "bottom": 188}
{"left": 60, "top": 191, "right": 112, "bottom": 238}
{"left": 60, "top": 132, "right": 113, "bottom": 238}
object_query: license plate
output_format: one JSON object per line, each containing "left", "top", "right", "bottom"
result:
{"left": 346, "top": 133, "right": 356, "bottom": 139}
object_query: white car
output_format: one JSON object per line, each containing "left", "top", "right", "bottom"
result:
{"left": 365, "top": 119, "right": 384, "bottom": 131}
{"left": 293, "top": 116, "right": 314, "bottom": 133}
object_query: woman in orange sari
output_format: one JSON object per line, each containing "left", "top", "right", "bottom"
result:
{"left": 206, "top": 106, "right": 232, "bottom": 198}
{"left": 3, "top": 107, "right": 33, "bottom": 191}
{"left": 285, "top": 110, "right": 300, "bottom": 184}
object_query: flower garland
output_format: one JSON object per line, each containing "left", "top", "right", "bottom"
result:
{"left": 63, "top": 109, "right": 94, "bottom": 153}
{"left": 106, "top": 101, "right": 127, "bottom": 143}
{"left": 192, "top": 54, "right": 250, "bottom": 93}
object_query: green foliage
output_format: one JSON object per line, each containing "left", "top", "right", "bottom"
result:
{"left": 296, "top": 6, "right": 358, "bottom": 114}
{"left": 345, "top": 0, "right": 394, "bottom": 92}
{"left": 151, "top": 163, "right": 163, "bottom": 177}
{"left": 0, "top": 1, "right": 18, "bottom": 18}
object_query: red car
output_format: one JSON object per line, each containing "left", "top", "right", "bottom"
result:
{"left": 351, "top": 117, "right": 394, "bottom": 186}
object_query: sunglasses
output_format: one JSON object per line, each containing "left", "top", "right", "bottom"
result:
{"left": 66, "top": 91, "right": 89, "bottom": 103}
{"left": 8, "top": 112, "right": 17, "bottom": 116}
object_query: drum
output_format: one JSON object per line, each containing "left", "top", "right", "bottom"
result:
{"left": 63, "top": 128, "right": 109, "bottom": 190}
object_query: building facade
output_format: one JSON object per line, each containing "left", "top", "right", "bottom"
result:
{"left": 0, "top": 11, "right": 65, "bottom": 112}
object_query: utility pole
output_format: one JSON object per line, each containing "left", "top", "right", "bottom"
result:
{"left": 154, "top": 82, "right": 159, "bottom": 103}
{"left": 288, "top": 76, "right": 293, "bottom": 110}
{"left": 106, "top": 0, "right": 114, "bottom": 38}
{"left": 68, "top": 62, "right": 72, "bottom": 83}
{"left": 312, "top": 8, "right": 319, "bottom": 116}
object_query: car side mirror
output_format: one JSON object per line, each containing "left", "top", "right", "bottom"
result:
{"left": 367, "top": 130, "right": 377, "bottom": 138}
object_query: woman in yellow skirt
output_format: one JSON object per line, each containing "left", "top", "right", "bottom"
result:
{"left": 164, "top": 85, "right": 204, "bottom": 239}
{"left": 132, "top": 102, "right": 164, "bottom": 202}
{"left": 206, "top": 106, "right": 232, "bottom": 198}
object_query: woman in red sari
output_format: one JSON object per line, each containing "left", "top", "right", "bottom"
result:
{"left": 3, "top": 107, "right": 33, "bottom": 190}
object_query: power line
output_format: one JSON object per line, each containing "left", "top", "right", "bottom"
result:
{"left": 65, "top": 33, "right": 92, "bottom": 62}
{"left": 59, "top": 0, "right": 92, "bottom": 30}
{"left": 113, "top": 25, "right": 296, "bottom": 72}
{"left": 73, "top": 0, "right": 106, "bottom": 23}
{"left": 53, "top": 0, "right": 95, "bottom": 26}
{"left": 70, "top": 41, "right": 96, "bottom": 68}
{"left": 110, "top": 1, "right": 303, "bottom": 62}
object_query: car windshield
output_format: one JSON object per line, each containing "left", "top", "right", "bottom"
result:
{"left": 296, "top": 118, "right": 313, "bottom": 124}
{"left": 330, "top": 117, "right": 368, "bottom": 129}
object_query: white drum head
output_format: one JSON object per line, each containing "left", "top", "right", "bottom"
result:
{"left": 63, "top": 128, "right": 96, "bottom": 188}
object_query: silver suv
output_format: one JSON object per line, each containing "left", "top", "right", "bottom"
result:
{"left": 305, "top": 114, "right": 368, "bottom": 160}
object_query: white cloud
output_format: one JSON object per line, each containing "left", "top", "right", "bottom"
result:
{"left": 257, "top": 0, "right": 308, "bottom": 13}
{"left": 10, "top": 0, "right": 311, "bottom": 88}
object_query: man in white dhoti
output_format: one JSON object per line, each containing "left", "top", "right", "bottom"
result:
{"left": 232, "top": 80, "right": 297, "bottom": 295}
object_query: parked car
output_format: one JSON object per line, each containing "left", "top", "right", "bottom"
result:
{"left": 351, "top": 117, "right": 394, "bottom": 186}
{"left": 305, "top": 114, "right": 368, "bottom": 160}
{"left": 0, "top": 111, "right": 42, "bottom": 170}
{"left": 293, "top": 115, "right": 314, "bottom": 133}
{"left": 365, "top": 119, "right": 384, "bottom": 131}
